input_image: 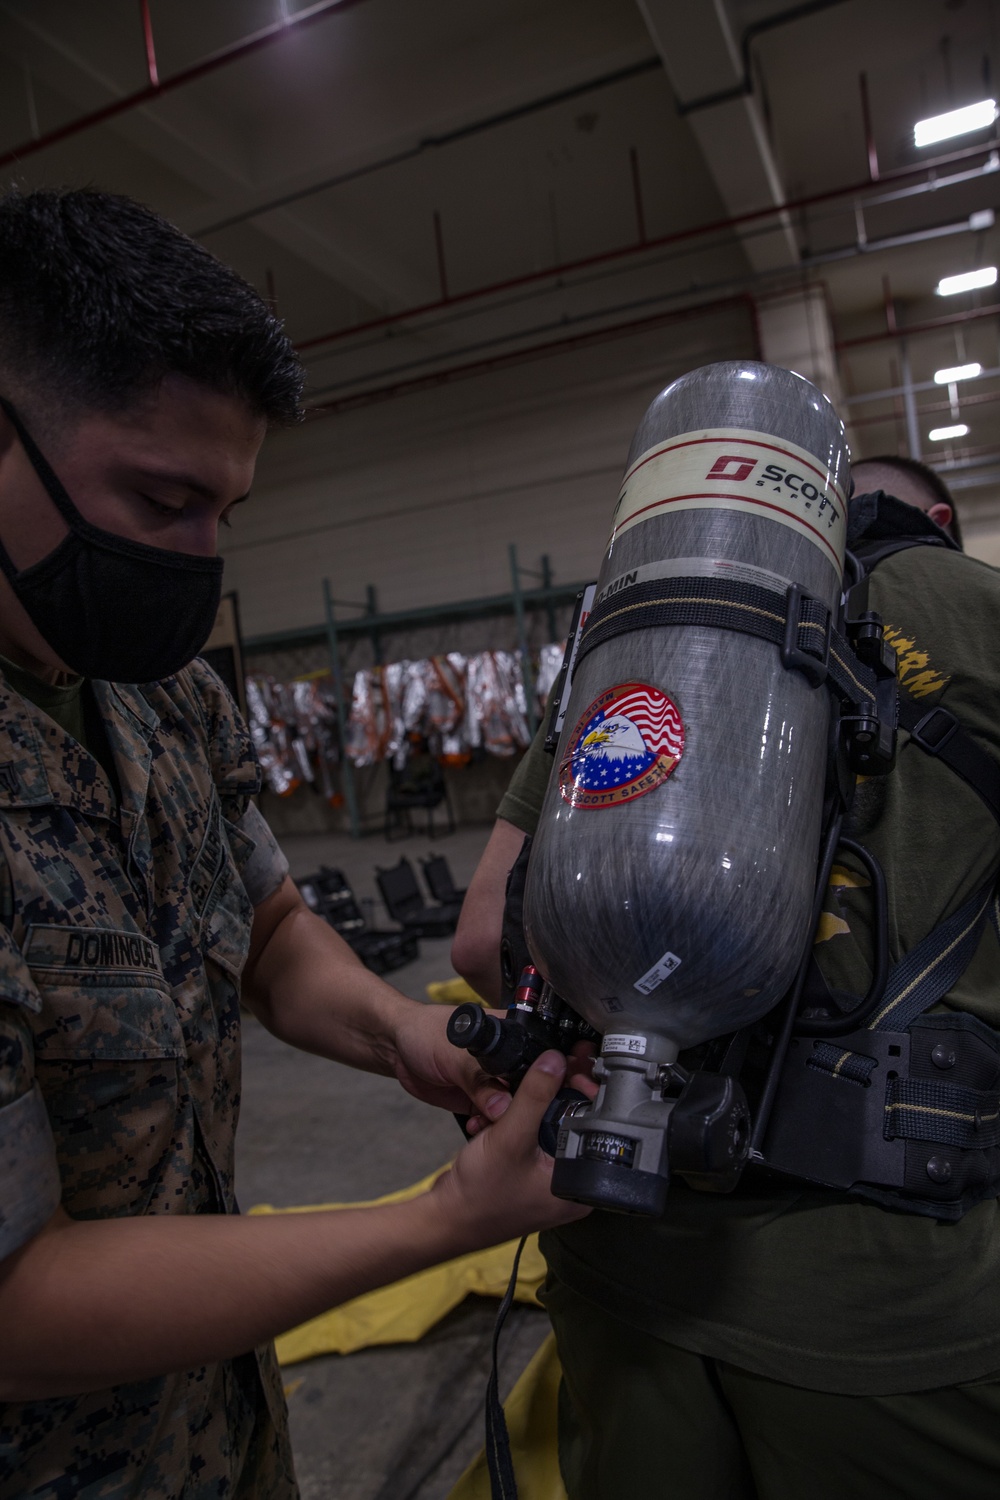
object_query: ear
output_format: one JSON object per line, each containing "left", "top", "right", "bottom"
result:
{"left": 928, "top": 501, "right": 953, "bottom": 532}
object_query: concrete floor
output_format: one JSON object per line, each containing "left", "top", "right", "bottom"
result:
{"left": 235, "top": 823, "right": 549, "bottom": 1500}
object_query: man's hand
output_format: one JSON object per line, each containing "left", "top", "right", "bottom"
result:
{"left": 243, "top": 876, "right": 598, "bottom": 1132}
{"left": 391, "top": 1000, "right": 513, "bottom": 1125}
{"left": 0, "top": 1049, "right": 587, "bottom": 1402}
{"left": 430, "top": 1049, "right": 591, "bottom": 1240}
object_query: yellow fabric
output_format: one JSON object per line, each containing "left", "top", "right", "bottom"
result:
{"left": 448, "top": 1332, "right": 567, "bottom": 1500}
{"left": 249, "top": 1169, "right": 546, "bottom": 1365}
{"left": 814, "top": 911, "right": 850, "bottom": 943}
{"left": 425, "top": 976, "right": 486, "bottom": 1005}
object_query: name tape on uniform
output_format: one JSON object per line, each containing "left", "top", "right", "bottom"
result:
{"left": 610, "top": 428, "right": 848, "bottom": 576}
{"left": 24, "top": 925, "right": 162, "bottom": 976}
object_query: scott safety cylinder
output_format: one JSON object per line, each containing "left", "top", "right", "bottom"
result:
{"left": 524, "top": 360, "right": 850, "bottom": 1214}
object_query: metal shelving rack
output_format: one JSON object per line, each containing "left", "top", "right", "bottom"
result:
{"left": 245, "top": 549, "right": 584, "bottom": 837}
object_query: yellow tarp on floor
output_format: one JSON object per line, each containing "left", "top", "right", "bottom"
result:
{"left": 425, "top": 977, "right": 486, "bottom": 1006}
{"left": 448, "top": 1331, "right": 567, "bottom": 1500}
{"left": 249, "top": 1167, "right": 546, "bottom": 1365}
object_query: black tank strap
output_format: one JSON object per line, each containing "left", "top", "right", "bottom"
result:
{"left": 852, "top": 535, "right": 950, "bottom": 569}
{"left": 576, "top": 573, "right": 879, "bottom": 713}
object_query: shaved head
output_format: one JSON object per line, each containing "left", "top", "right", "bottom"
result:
{"left": 851, "top": 456, "right": 960, "bottom": 546}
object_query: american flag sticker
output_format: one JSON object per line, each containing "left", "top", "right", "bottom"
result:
{"left": 559, "top": 681, "right": 684, "bottom": 809}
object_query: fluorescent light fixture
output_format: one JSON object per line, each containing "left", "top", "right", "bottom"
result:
{"left": 928, "top": 424, "right": 969, "bottom": 441}
{"left": 937, "top": 266, "right": 997, "bottom": 296}
{"left": 914, "top": 98, "right": 996, "bottom": 148}
{"left": 933, "top": 362, "right": 982, "bottom": 383}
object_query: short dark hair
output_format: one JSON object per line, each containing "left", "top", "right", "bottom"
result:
{"left": 0, "top": 187, "right": 303, "bottom": 427}
{"left": 854, "top": 453, "right": 963, "bottom": 548}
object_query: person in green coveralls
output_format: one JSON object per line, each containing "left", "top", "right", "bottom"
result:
{"left": 0, "top": 188, "right": 588, "bottom": 1500}
{"left": 452, "top": 454, "right": 1000, "bottom": 1499}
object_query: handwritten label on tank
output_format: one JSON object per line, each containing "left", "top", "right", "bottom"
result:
{"left": 610, "top": 428, "right": 848, "bottom": 576}
{"left": 559, "top": 681, "right": 684, "bottom": 808}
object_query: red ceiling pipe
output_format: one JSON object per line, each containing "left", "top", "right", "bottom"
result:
{"left": 309, "top": 292, "right": 759, "bottom": 417}
{"left": 858, "top": 72, "right": 879, "bottom": 182}
{"left": 139, "top": 0, "right": 159, "bottom": 90}
{"left": 296, "top": 137, "right": 1000, "bottom": 357}
{"left": 881, "top": 273, "right": 896, "bottom": 333}
{"left": 836, "top": 301, "right": 1000, "bottom": 349}
{"left": 0, "top": 0, "right": 372, "bottom": 172}
{"left": 847, "top": 388, "right": 1000, "bottom": 429}
{"left": 630, "top": 146, "right": 646, "bottom": 245}
{"left": 433, "top": 210, "right": 449, "bottom": 302}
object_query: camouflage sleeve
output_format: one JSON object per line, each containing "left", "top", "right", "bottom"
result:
{"left": 0, "top": 930, "right": 60, "bottom": 1260}
{"left": 171, "top": 662, "right": 287, "bottom": 905}
{"left": 186, "top": 657, "right": 263, "bottom": 820}
{"left": 229, "top": 801, "right": 290, "bottom": 907}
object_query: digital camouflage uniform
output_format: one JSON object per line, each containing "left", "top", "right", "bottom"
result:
{"left": 0, "top": 658, "right": 298, "bottom": 1500}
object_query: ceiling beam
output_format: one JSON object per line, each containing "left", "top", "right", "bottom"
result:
{"left": 0, "top": 2, "right": 422, "bottom": 310}
{"left": 635, "top": 0, "right": 799, "bottom": 272}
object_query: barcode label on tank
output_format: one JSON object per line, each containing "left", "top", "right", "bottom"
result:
{"left": 603, "top": 1033, "right": 648, "bottom": 1056}
{"left": 633, "top": 950, "right": 683, "bottom": 995}
{"left": 609, "top": 427, "right": 847, "bottom": 576}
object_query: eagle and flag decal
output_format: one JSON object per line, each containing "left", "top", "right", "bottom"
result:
{"left": 559, "top": 681, "right": 684, "bottom": 808}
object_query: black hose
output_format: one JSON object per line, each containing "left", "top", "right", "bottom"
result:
{"left": 748, "top": 810, "right": 844, "bottom": 1155}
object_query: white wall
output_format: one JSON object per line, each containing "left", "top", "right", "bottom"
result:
{"left": 225, "top": 303, "right": 1000, "bottom": 654}
{"left": 223, "top": 305, "right": 757, "bottom": 644}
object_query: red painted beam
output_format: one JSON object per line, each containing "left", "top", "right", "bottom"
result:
{"left": 309, "top": 293, "right": 758, "bottom": 417}
{"left": 0, "top": 0, "right": 372, "bottom": 172}
{"left": 847, "top": 387, "right": 1000, "bottom": 428}
{"left": 836, "top": 302, "right": 1000, "bottom": 349}
{"left": 139, "top": 0, "right": 159, "bottom": 90}
{"left": 296, "top": 137, "right": 1000, "bottom": 357}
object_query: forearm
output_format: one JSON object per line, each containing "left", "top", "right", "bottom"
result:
{"left": 242, "top": 904, "right": 411, "bottom": 1073}
{"left": 0, "top": 1184, "right": 479, "bottom": 1401}
{"left": 451, "top": 817, "right": 527, "bottom": 1005}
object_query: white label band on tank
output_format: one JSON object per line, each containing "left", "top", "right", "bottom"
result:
{"left": 609, "top": 427, "right": 848, "bottom": 577}
{"left": 603, "top": 1033, "right": 648, "bottom": 1056}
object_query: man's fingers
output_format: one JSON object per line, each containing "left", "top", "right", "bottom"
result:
{"left": 497, "top": 1051, "right": 567, "bottom": 1149}
{"left": 469, "top": 1079, "right": 511, "bottom": 1121}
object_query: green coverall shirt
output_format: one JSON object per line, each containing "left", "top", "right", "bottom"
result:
{"left": 499, "top": 532, "right": 1000, "bottom": 1396}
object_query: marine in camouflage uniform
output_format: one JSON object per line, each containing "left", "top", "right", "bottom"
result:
{"left": 0, "top": 185, "right": 585, "bottom": 1500}
{"left": 0, "top": 658, "right": 298, "bottom": 1498}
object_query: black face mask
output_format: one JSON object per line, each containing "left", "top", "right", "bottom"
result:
{"left": 0, "top": 397, "right": 224, "bottom": 683}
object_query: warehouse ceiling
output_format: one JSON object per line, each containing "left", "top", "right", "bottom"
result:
{"left": 1, "top": 0, "right": 998, "bottom": 519}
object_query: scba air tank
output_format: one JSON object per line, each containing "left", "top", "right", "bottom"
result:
{"left": 525, "top": 361, "right": 849, "bottom": 1056}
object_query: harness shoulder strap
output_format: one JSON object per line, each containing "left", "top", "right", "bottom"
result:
{"left": 897, "top": 697, "right": 1000, "bottom": 829}
{"left": 852, "top": 535, "right": 950, "bottom": 569}
{"left": 856, "top": 534, "right": 1000, "bottom": 829}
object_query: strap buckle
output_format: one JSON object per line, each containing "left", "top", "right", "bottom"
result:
{"left": 909, "top": 706, "right": 959, "bottom": 756}
{"left": 781, "top": 583, "right": 830, "bottom": 688}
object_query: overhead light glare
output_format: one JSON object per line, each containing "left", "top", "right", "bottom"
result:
{"left": 937, "top": 266, "right": 997, "bottom": 296}
{"left": 934, "top": 362, "right": 982, "bottom": 384}
{"left": 928, "top": 424, "right": 969, "bottom": 441}
{"left": 914, "top": 98, "right": 996, "bottom": 148}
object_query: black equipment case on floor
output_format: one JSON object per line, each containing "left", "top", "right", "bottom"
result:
{"left": 297, "top": 866, "right": 419, "bottom": 975}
